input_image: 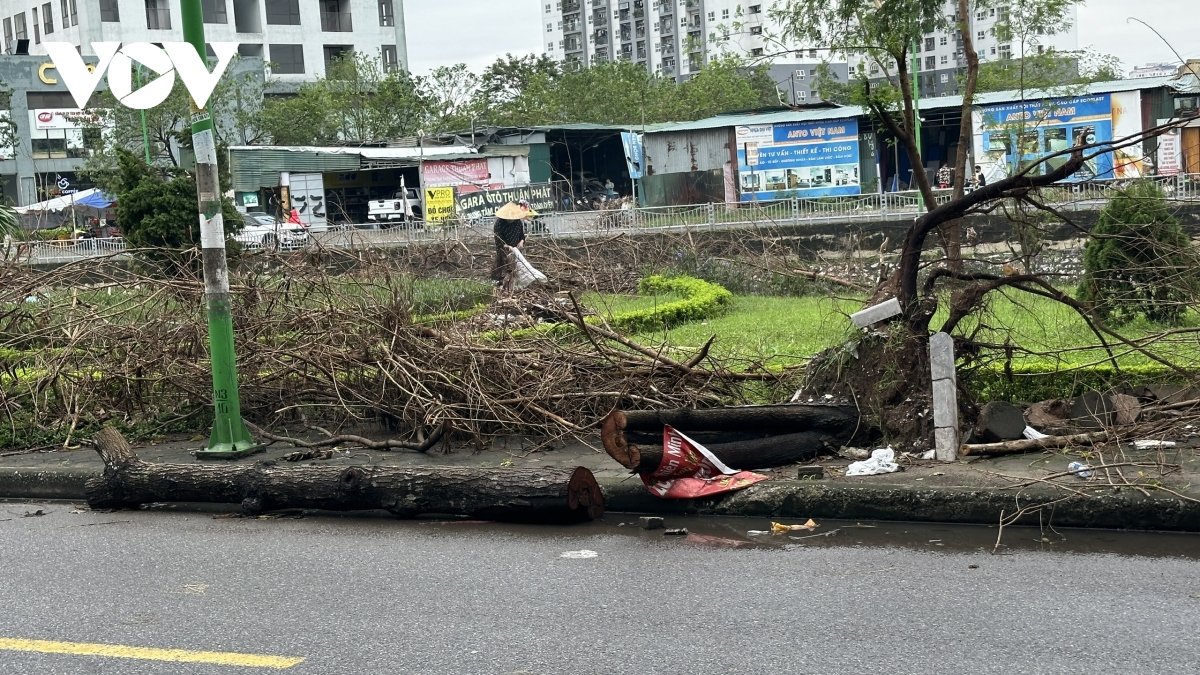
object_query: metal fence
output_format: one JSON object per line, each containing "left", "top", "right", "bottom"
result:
{"left": 9, "top": 174, "right": 1200, "bottom": 264}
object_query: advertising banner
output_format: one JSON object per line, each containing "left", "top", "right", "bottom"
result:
{"left": 32, "top": 108, "right": 103, "bottom": 130}
{"left": 734, "top": 117, "right": 861, "bottom": 200}
{"left": 620, "top": 131, "right": 645, "bottom": 179}
{"left": 423, "top": 158, "right": 491, "bottom": 186}
{"left": 974, "top": 93, "right": 1145, "bottom": 183}
{"left": 1157, "top": 120, "right": 1183, "bottom": 176}
{"left": 454, "top": 184, "right": 556, "bottom": 221}
{"left": 424, "top": 186, "right": 456, "bottom": 223}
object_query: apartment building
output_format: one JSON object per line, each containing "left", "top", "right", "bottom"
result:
{"left": 856, "top": 2, "right": 1079, "bottom": 98}
{"left": 0, "top": 0, "right": 408, "bottom": 81}
{"left": 542, "top": 0, "right": 825, "bottom": 84}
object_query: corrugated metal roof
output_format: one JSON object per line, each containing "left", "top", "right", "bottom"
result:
{"left": 644, "top": 128, "right": 731, "bottom": 174}
{"left": 648, "top": 77, "right": 1176, "bottom": 134}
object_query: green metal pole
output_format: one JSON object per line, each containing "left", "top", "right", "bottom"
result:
{"left": 911, "top": 40, "right": 924, "bottom": 211}
{"left": 137, "top": 65, "right": 151, "bottom": 163}
{"left": 181, "top": 0, "right": 258, "bottom": 459}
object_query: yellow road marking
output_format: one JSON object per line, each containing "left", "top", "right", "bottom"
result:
{"left": 0, "top": 637, "right": 304, "bottom": 669}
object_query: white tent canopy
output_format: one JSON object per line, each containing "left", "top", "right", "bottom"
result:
{"left": 15, "top": 188, "right": 115, "bottom": 215}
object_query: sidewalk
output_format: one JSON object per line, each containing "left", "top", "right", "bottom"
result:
{"left": 3, "top": 432, "right": 1199, "bottom": 531}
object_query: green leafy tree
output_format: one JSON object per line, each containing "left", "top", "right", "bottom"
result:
{"left": 260, "top": 53, "right": 432, "bottom": 145}
{"left": 108, "top": 149, "right": 241, "bottom": 252}
{"left": 425, "top": 63, "right": 481, "bottom": 133}
{"left": 1078, "top": 181, "right": 1199, "bottom": 325}
{"left": 474, "top": 53, "right": 562, "bottom": 126}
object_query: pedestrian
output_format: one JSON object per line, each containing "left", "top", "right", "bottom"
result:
{"left": 604, "top": 178, "right": 616, "bottom": 198}
{"left": 974, "top": 166, "right": 987, "bottom": 188}
{"left": 491, "top": 201, "right": 527, "bottom": 291}
{"left": 936, "top": 163, "right": 952, "bottom": 189}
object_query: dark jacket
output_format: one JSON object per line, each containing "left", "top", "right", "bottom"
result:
{"left": 493, "top": 218, "right": 525, "bottom": 248}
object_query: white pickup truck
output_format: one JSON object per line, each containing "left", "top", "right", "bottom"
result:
{"left": 367, "top": 188, "right": 423, "bottom": 224}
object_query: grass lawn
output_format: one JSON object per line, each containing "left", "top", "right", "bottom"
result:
{"left": 585, "top": 289, "right": 1200, "bottom": 373}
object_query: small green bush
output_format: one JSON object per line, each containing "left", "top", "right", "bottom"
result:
{"left": 963, "top": 361, "right": 1194, "bottom": 403}
{"left": 1077, "top": 180, "right": 1199, "bottom": 325}
{"left": 611, "top": 275, "right": 733, "bottom": 332}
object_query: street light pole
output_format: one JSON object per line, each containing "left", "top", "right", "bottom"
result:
{"left": 180, "top": 0, "right": 258, "bottom": 459}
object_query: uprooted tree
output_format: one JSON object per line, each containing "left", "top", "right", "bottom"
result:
{"left": 774, "top": 0, "right": 1197, "bottom": 445}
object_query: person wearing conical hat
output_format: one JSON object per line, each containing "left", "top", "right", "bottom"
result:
{"left": 492, "top": 201, "right": 527, "bottom": 290}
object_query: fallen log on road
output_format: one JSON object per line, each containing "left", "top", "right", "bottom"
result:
{"left": 85, "top": 428, "right": 604, "bottom": 523}
{"left": 602, "top": 405, "right": 853, "bottom": 472}
{"left": 959, "top": 431, "right": 1109, "bottom": 457}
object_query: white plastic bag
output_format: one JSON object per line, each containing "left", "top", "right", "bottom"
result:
{"left": 511, "top": 247, "right": 547, "bottom": 289}
{"left": 845, "top": 447, "right": 899, "bottom": 476}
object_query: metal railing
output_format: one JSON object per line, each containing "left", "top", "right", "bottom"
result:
{"left": 9, "top": 174, "right": 1200, "bottom": 264}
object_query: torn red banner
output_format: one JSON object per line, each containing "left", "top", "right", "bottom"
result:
{"left": 641, "top": 426, "right": 770, "bottom": 499}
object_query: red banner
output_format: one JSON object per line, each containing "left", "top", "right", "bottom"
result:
{"left": 423, "top": 159, "right": 490, "bottom": 186}
{"left": 641, "top": 426, "right": 769, "bottom": 499}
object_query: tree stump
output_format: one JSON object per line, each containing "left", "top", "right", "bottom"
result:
{"left": 86, "top": 427, "right": 604, "bottom": 523}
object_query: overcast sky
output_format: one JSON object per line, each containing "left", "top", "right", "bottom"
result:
{"left": 403, "top": 0, "right": 1200, "bottom": 75}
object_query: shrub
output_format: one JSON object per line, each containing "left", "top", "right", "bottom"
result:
{"left": 963, "top": 361, "right": 1194, "bottom": 403}
{"left": 1077, "top": 180, "right": 1199, "bottom": 325}
{"left": 611, "top": 275, "right": 733, "bottom": 332}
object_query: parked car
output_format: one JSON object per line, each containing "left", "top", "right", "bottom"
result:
{"left": 235, "top": 212, "right": 309, "bottom": 250}
{"left": 367, "top": 188, "right": 423, "bottom": 224}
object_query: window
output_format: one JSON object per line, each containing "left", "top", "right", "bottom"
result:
{"left": 381, "top": 44, "right": 398, "bottom": 71}
{"left": 796, "top": 90, "right": 806, "bottom": 100}
{"left": 976, "top": 30, "right": 985, "bottom": 41}
{"left": 989, "top": 46, "right": 995, "bottom": 55}
{"left": 322, "top": 44, "right": 351, "bottom": 70}
{"left": 265, "top": 0, "right": 300, "bottom": 25}
{"left": 794, "top": 69, "right": 805, "bottom": 78}
{"left": 998, "top": 44, "right": 1011, "bottom": 59}
{"left": 721, "top": 8, "right": 728, "bottom": 19}
{"left": 706, "top": 10, "right": 712, "bottom": 20}
{"left": 202, "top": 0, "right": 227, "bottom": 23}
{"left": 145, "top": 0, "right": 170, "bottom": 28}
{"left": 808, "top": 48, "right": 817, "bottom": 58}
{"left": 378, "top": 0, "right": 393, "bottom": 25}
{"left": 67, "top": 0, "right": 76, "bottom": 25}
{"left": 869, "top": 62, "right": 879, "bottom": 75}
{"left": 749, "top": 24, "right": 761, "bottom": 34}
{"left": 99, "top": 0, "right": 117, "bottom": 20}
{"left": 31, "top": 7, "right": 39, "bottom": 43}
{"left": 940, "top": 55, "right": 947, "bottom": 64}
{"left": 269, "top": 43, "right": 304, "bottom": 73}
{"left": 976, "top": 9, "right": 986, "bottom": 20}
{"left": 2, "top": 18, "right": 10, "bottom": 46}
{"left": 748, "top": 4, "right": 760, "bottom": 13}
{"left": 319, "top": 0, "right": 351, "bottom": 31}
{"left": 924, "top": 55, "right": 935, "bottom": 70}
{"left": 940, "top": 73, "right": 948, "bottom": 83}
{"left": 939, "top": 36, "right": 947, "bottom": 46}
{"left": 750, "top": 47, "right": 762, "bottom": 56}
{"left": 546, "top": 22, "right": 552, "bottom": 31}
{"left": 925, "top": 37, "right": 934, "bottom": 51}
{"left": 59, "top": 0, "right": 68, "bottom": 26}
{"left": 545, "top": 3, "right": 551, "bottom": 12}
{"left": 14, "top": 12, "right": 26, "bottom": 39}
{"left": 41, "top": 2, "right": 52, "bottom": 34}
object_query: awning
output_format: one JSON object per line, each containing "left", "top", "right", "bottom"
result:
{"left": 16, "top": 188, "right": 115, "bottom": 214}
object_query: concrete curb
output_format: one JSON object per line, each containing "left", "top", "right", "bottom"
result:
{"left": 599, "top": 479, "right": 1200, "bottom": 532}
{"left": 4, "top": 467, "right": 1198, "bottom": 531}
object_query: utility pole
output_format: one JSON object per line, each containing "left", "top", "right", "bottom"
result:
{"left": 911, "top": 40, "right": 924, "bottom": 211}
{"left": 181, "top": 0, "right": 258, "bottom": 459}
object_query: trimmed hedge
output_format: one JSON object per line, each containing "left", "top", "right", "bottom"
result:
{"left": 611, "top": 275, "right": 733, "bottom": 333}
{"left": 964, "top": 362, "right": 1196, "bottom": 403}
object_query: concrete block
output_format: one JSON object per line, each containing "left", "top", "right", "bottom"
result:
{"left": 935, "top": 427, "right": 959, "bottom": 462}
{"left": 932, "top": 377, "right": 959, "bottom": 429}
{"left": 850, "top": 298, "right": 902, "bottom": 328}
{"left": 928, "top": 332, "right": 956, "bottom": 382}
{"left": 639, "top": 516, "right": 664, "bottom": 530}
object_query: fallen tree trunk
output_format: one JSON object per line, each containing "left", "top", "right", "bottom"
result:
{"left": 85, "top": 427, "right": 604, "bottom": 523}
{"left": 613, "top": 431, "right": 833, "bottom": 473}
{"left": 602, "top": 405, "right": 856, "bottom": 471}
{"left": 959, "top": 431, "right": 1109, "bottom": 457}
{"left": 616, "top": 404, "right": 858, "bottom": 434}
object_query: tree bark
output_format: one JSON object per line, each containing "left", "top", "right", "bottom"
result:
{"left": 86, "top": 427, "right": 604, "bottom": 523}
{"left": 601, "top": 405, "right": 856, "bottom": 472}
{"left": 612, "top": 404, "right": 859, "bottom": 434}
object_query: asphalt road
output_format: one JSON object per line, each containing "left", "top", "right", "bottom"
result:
{"left": 1, "top": 502, "right": 1199, "bottom": 674}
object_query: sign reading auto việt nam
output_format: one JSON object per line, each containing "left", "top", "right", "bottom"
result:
{"left": 43, "top": 42, "right": 238, "bottom": 110}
